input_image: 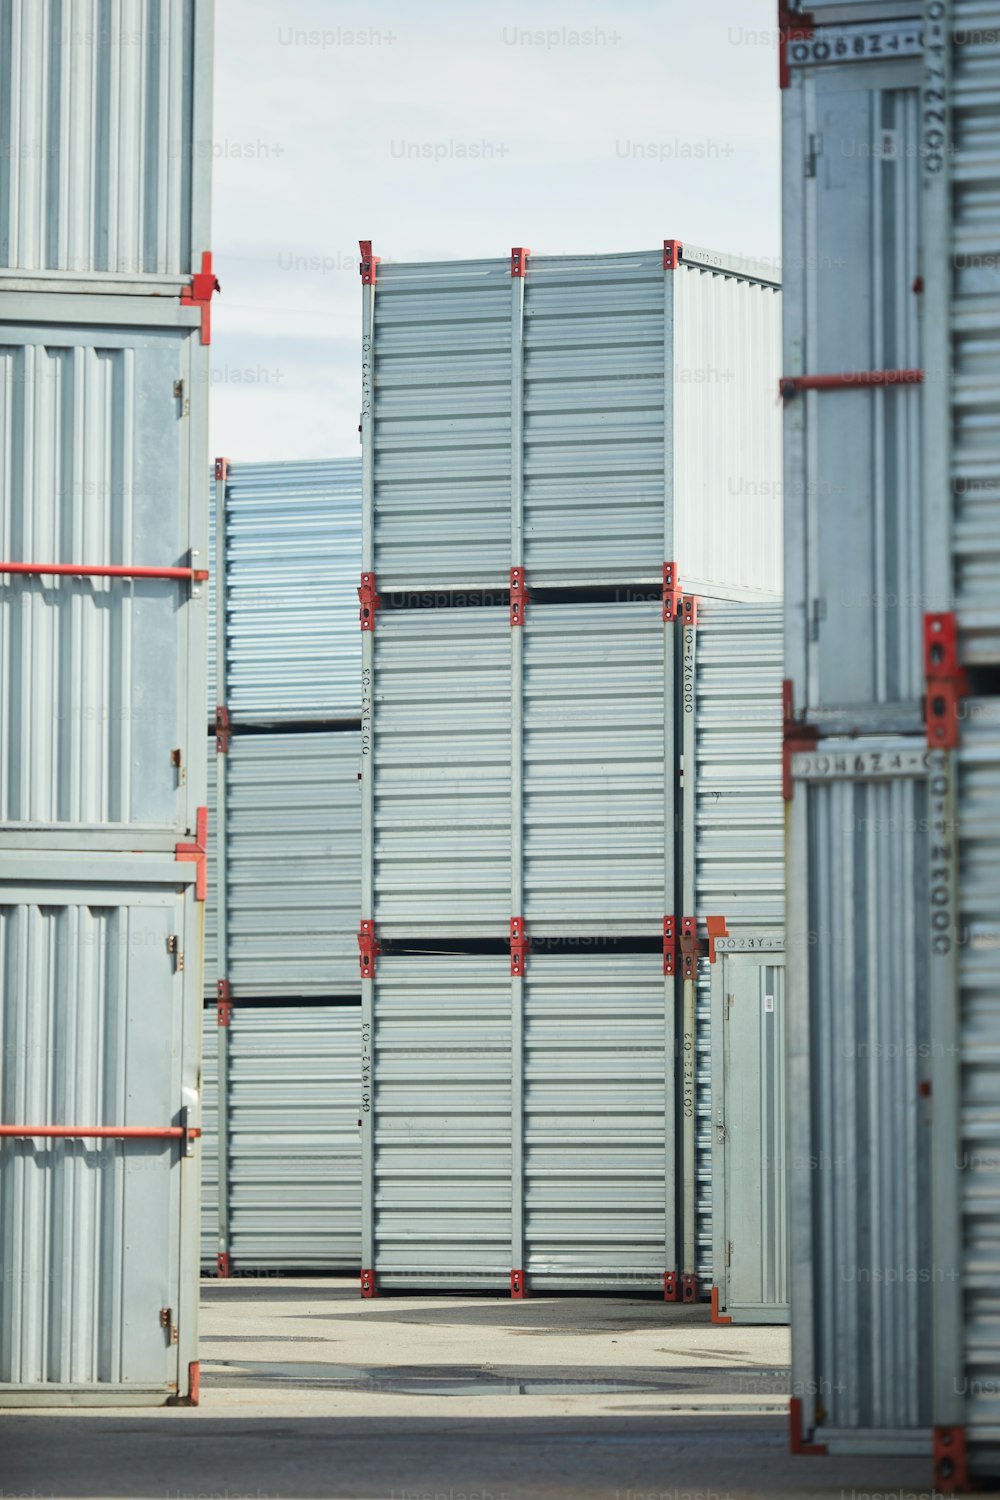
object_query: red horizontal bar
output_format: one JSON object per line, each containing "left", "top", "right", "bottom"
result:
{"left": 0, "top": 563, "right": 209, "bottom": 581}
{"left": 781, "top": 369, "right": 923, "bottom": 399}
{"left": 0, "top": 1126, "right": 201, "bottom": 1139}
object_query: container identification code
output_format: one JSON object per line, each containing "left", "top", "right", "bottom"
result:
{"left": 788, "top": 23, "right": 923, "bottom": 69}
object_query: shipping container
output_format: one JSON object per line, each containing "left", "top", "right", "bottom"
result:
{"left": 200, "top": 1003, "right": 361, "bottom": 1273}
{"left": 782, "top": 8, "right": 924, "bottom": 731}
{"left": 0, "top": 863, "right": 203, "bottom": 1403}
{"left": 710, "top": 936, "right": 788, "bottom": 1324}
{"left": 363, "top": 952, "right": 674, "bottom": 1293}
{"left": 0, "top": 0, "right": 214, "bottom": 289}
{"left": 211, "top": 459, "right": 362, "bottom": 727}
{"left": 206, "top": 731, "right": 360, "bottom": 999}
{"left": 787, "top": 735, "right": 932, "bottom": 1453}
{"left": 361, "top": 243, "right": 781, "bottom": 595}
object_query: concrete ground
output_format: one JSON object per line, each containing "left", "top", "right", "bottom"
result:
{"left": 0, "top": 1275, "right": 969, "bottom": 1500}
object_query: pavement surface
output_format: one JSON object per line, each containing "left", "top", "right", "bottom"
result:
{"left": 0, "top": 1276, "right": 978, "bottom": 1500}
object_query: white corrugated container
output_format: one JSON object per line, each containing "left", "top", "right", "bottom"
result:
{"left": 0, "top": 0, "right": 214, "bottom": 288}
{"left": 362, "top": 243, "right": 781, "bottom": 595}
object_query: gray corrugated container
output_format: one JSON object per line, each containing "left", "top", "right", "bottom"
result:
{"left": 787, "top": 736, "right": 932, "bottom": 1453}
{"left": 200, "top": 1004, "right": 361, "bottom": 1272}
{"left": 0, "top": 0, "right": 214, "bottom": 288}
{"left": 362, "top": 244, "right": 781, "bottom": 595}
{"left": 0, "top": 304, "right": 210, "bottom": 849}
{"left": 211, "top": 459, "right": 362, "bottom": 726}
{"left": 206, "top": 731, "right": 361, "bottom": 998}
{"left": 0, "top": 858, "right": 204, "bottom": 1403}
{"left": 782, "top": 15, "right": 923, "bottom": 731}
{"left": 365, "top": 953, "right": 674, "bottom": 1292}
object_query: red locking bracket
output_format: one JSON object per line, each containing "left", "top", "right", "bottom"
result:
{"left": 510, "top": 1269, "right": 527, "bottom": 1298}
{"left": 216, "top": 1253, "right": 231, "bottom": 1279}
{"left": 511, "top": 247, "right": 530, "bottom": 278}
{"left": 359, "top": 241, "right": 380, "bottom": 285}
{"left": 358, "top": 921, "right": 379, "bottom": 980}
{"left": 214, "top": 456, "right": 230, "bottom": 484}
{"left": 663, "top": 916, "right": 678, "bottom": 976}
{"left": 663, "top": 1271, "right": 679, "bottom": 1302}
{"left": 215, "top": 706, "right": 232, "bottom": 755}
{"left": 680, "top": 917, "right": 699, "bottom": 981}
{"left": 681, "top": 1273, "right": 699, "bottom": 1303}
{"left": 510, "top": 918, "right": 529, "bottom": 976}
{"left": 216, "top": 979, "right": 233, "bottom": 1028}
{"left": 359, "top": 572, "right": 380, "bottom": 631}
{"left": 682, "top": 595, "right": 698, "bottom": 628}
{"left": 510, "top": 567, "right": 529, "bottom": 626}
{"left": 663, "top": 240, "right": 683, "bottom": 271}
{"left": 934, "top": 1427, "right": 969, "bottom": 1493}
{"left": 180, "top": 251, "right": 220, "bottom": 344}
{"left": 176, "top": 806, "right": 208, "bottom": 902}
{"left": 663, "top": 562, "right": 683, "bottom": 623}
{"left": 361, "top": 1268, "right": 377, "bottom": 1298}
{"left": 924, "top": 613, "right": 968, "bottom": 749}
{"left": 782, "top": 679, "right": 819, "bottom": 801}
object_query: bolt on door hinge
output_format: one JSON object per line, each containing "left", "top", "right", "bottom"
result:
{"left": 171, "top": 749, "right": 186, "bottom": 784}
{"left": 809, "top": 597, "right": 826, "bottom": 643}
{"left": 160, "top": 1308, "right": 179, "bottom": 1344}
{"left": 805, "top": 132, "right": 822, "bottom": 178}
{"left": 166, "top": 935, "right": 184, "bottom": 972}
{"left": 173, "top": 380, "right": 184, "bottom": 399}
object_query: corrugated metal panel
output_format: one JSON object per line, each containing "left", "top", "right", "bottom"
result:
{"left": 204, "top": 737, "right": 217, "bottom": 994}
{"left": 373, "top": 609, "right": 511, "bottom": 937}
{"left": 0, "top": 0, "right": 212, "bottom": 282}
{"left": 524, "top": 954, "right": 672, "bottom": 1289}
{"left": 200, "top": 1003, "right": 217, "bottom": 1269}
{"left": 0, "top": 882, "right": 199, "bottom": 1392}
{"left": 372, "top": 956, "right": 512, "bottom": 1288}
{"left": 368, "top": 247, "right": 781, "bottom": 593}
{"left": 695, "top": 960, "right": 714, "bottom": 1290}
{"left": 783, "top": 57, "right": 924, "bottom": 726}
{"left": 220, "top": 460, "right": 362, "bottom": 724}
{"left": 788, "top": 739, "right": 932, "bottom": 1443}
{"left": 947, "top": 5, "right": 1000, "bottom": 664}
{"left": 523, "top": 603, "right": 667, "bottom": 933}
{"left": 958, "top": 700, "right": 1000, "bottom": 1463}
{"left": 0, "top": 321, "right": 208, "bottom": 838}
{"left": 212, "top": 732, "right": 360, "bottom": 998}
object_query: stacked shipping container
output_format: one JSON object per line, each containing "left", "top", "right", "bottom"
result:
{"left": 359, "top": 242, "right": 786, "bottom": 1302}
{"left": 204, "top": 459, "right": 362, "bottom": 1274}
{"left": 0, "top": 0, "right": 215, "bottom": 1405}
{"left": 783, "top": 0, "right": 1000, "bottom": 1488}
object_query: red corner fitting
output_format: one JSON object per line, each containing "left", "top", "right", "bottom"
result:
{"left": 680, "top": 918, "right": 699, "bottom": 982}
{"left": 214, "top": 456, "right": 230, "bottom": 484}
{"left": 511, "top": 247, "right": 530, "bottom": 278}
{"left": 510, "top": 1269, "right": 527, "bottom": 1299}
{"left": 924, "top": 613, "right": 968, "bottom": 750}
{"left": 216, "top": 980, "right": 232, "bottom": 1028}
{"left": 704, "top": 916, "right": 729, "bottom": 964}
{"left": 216, "top": 1252, "right": 231, "bottom": 1279}
{"left": 681, "top": 1273, "right": 699, "bottom": 1303}
{"left": 358, "top": 920, "right": 379, "bottom": 980}
{"left": 778, "top": 3, "right": 815, "bottom": 90}
{"left": 359, "top": 241, "right": 379, "bottom": 285}
{"left": 788, "top": 1396, "right": 828, "bottom": 1456}
{"left": 510, "top": 567, "right": 529, "bottom": 626}
{"left": 710, "top": 1287, "right": 732, "bottom": 1325}
{"left": 187, "top": 1361, "right": 201, "bottom": 1407}
{"left": 180, "top": 251, "right": 220, "bottom": 344}
{"left": 215, "top": 706, "right": 232, "bottom": 755}
{"left": 663, "top": 562, "right": 683, "bottom": 623}
{"left": 510, "top": 917, "right": 529, "bottom": 977}
{"left": 176, "top": 806, "right": 208, "bottom": 902}
{"left": 934, "top": 1427, "right": 969, "bottom": 1493}
{"left": 360, "top": 1268, "right": 377, "bottom": 1298}
{"left": 663, "top": 915, "right": 678, "bottom": 977}
{"left": 663, "top": 1271, "right": 679, "bottom": 1302}
{"left": 663, "top": 240, "right": 683, "bottom": 271}
{"left": 682, "top": 595, "right": 698, "bottom": 628}
{"left": 782, "top": 679, "right": 819, "bottom": 801}
{"left": 359, "top": 572, "right": 380, "bottom": 631}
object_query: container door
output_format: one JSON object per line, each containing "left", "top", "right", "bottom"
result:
{"left": 723, "top": 953, "right": 788, "bottom": 1320}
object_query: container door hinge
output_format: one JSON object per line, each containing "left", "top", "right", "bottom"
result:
{"left": 511, "top": 247, "right": 530, "bottom": 278}
{"left": 359, "top": 241, "right": 380, "bottom": 285}
{"left": 680, "top": 917, "right": 700, "bottom": 981}
{"left": 214, "top": 457, "right": 230, "bottom": 484}
{"left": 180, "top": 251, "right": 220, "bottom": 344}
{"left": 782, "top": 679, "right": 819, "bottom": 800}
{"left": 217, "top": 979, "right": 233, "bottom": 1027}
{"left": 663, "top": 562, "right": 683, "bottom": 623}
{"left": 809, "top": 597, "right": 826, "bottom": 642}
{"left": 215, "top": 706, "right": 232, "bottom": 754}
{"left": 173, "top": 379, "right": 185, "bottom": 401}
{"left": 166, "top": 935, "right": 184, "bottom": 973}
{"left": 924, "top": 613, "right": 968, "bottom": 749}
{"left": 175, "top": 807, "right": 208, "bottom": 901}
{"left": 160, "top": 1308, "right": 179, "bottom": 1344}
{"left": 805, "top": 131, "right": 822, "bottom": 177}
{"left": 510, "top": 567, "right": 529, "bottom": 625}
{"left": 359, "top": 572, "right": 380, "bottom": 631}
{"left": 663, "top": 239, "right": 683, "bottom": 270}
{"left": 358, "top": 920, "right": 379, "bottom": 979}
{"left": 663, "top": 916, "right": 678, "bottom": 976}
{"left": 510, "top": 918, "right": 529, "bottom": 976}
{"left": 171, "top": 748, "right": 186, "bottom": 782}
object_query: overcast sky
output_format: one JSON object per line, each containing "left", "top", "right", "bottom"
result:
{"left": 209, "top": 0, "right": 781, "bottom": 463}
